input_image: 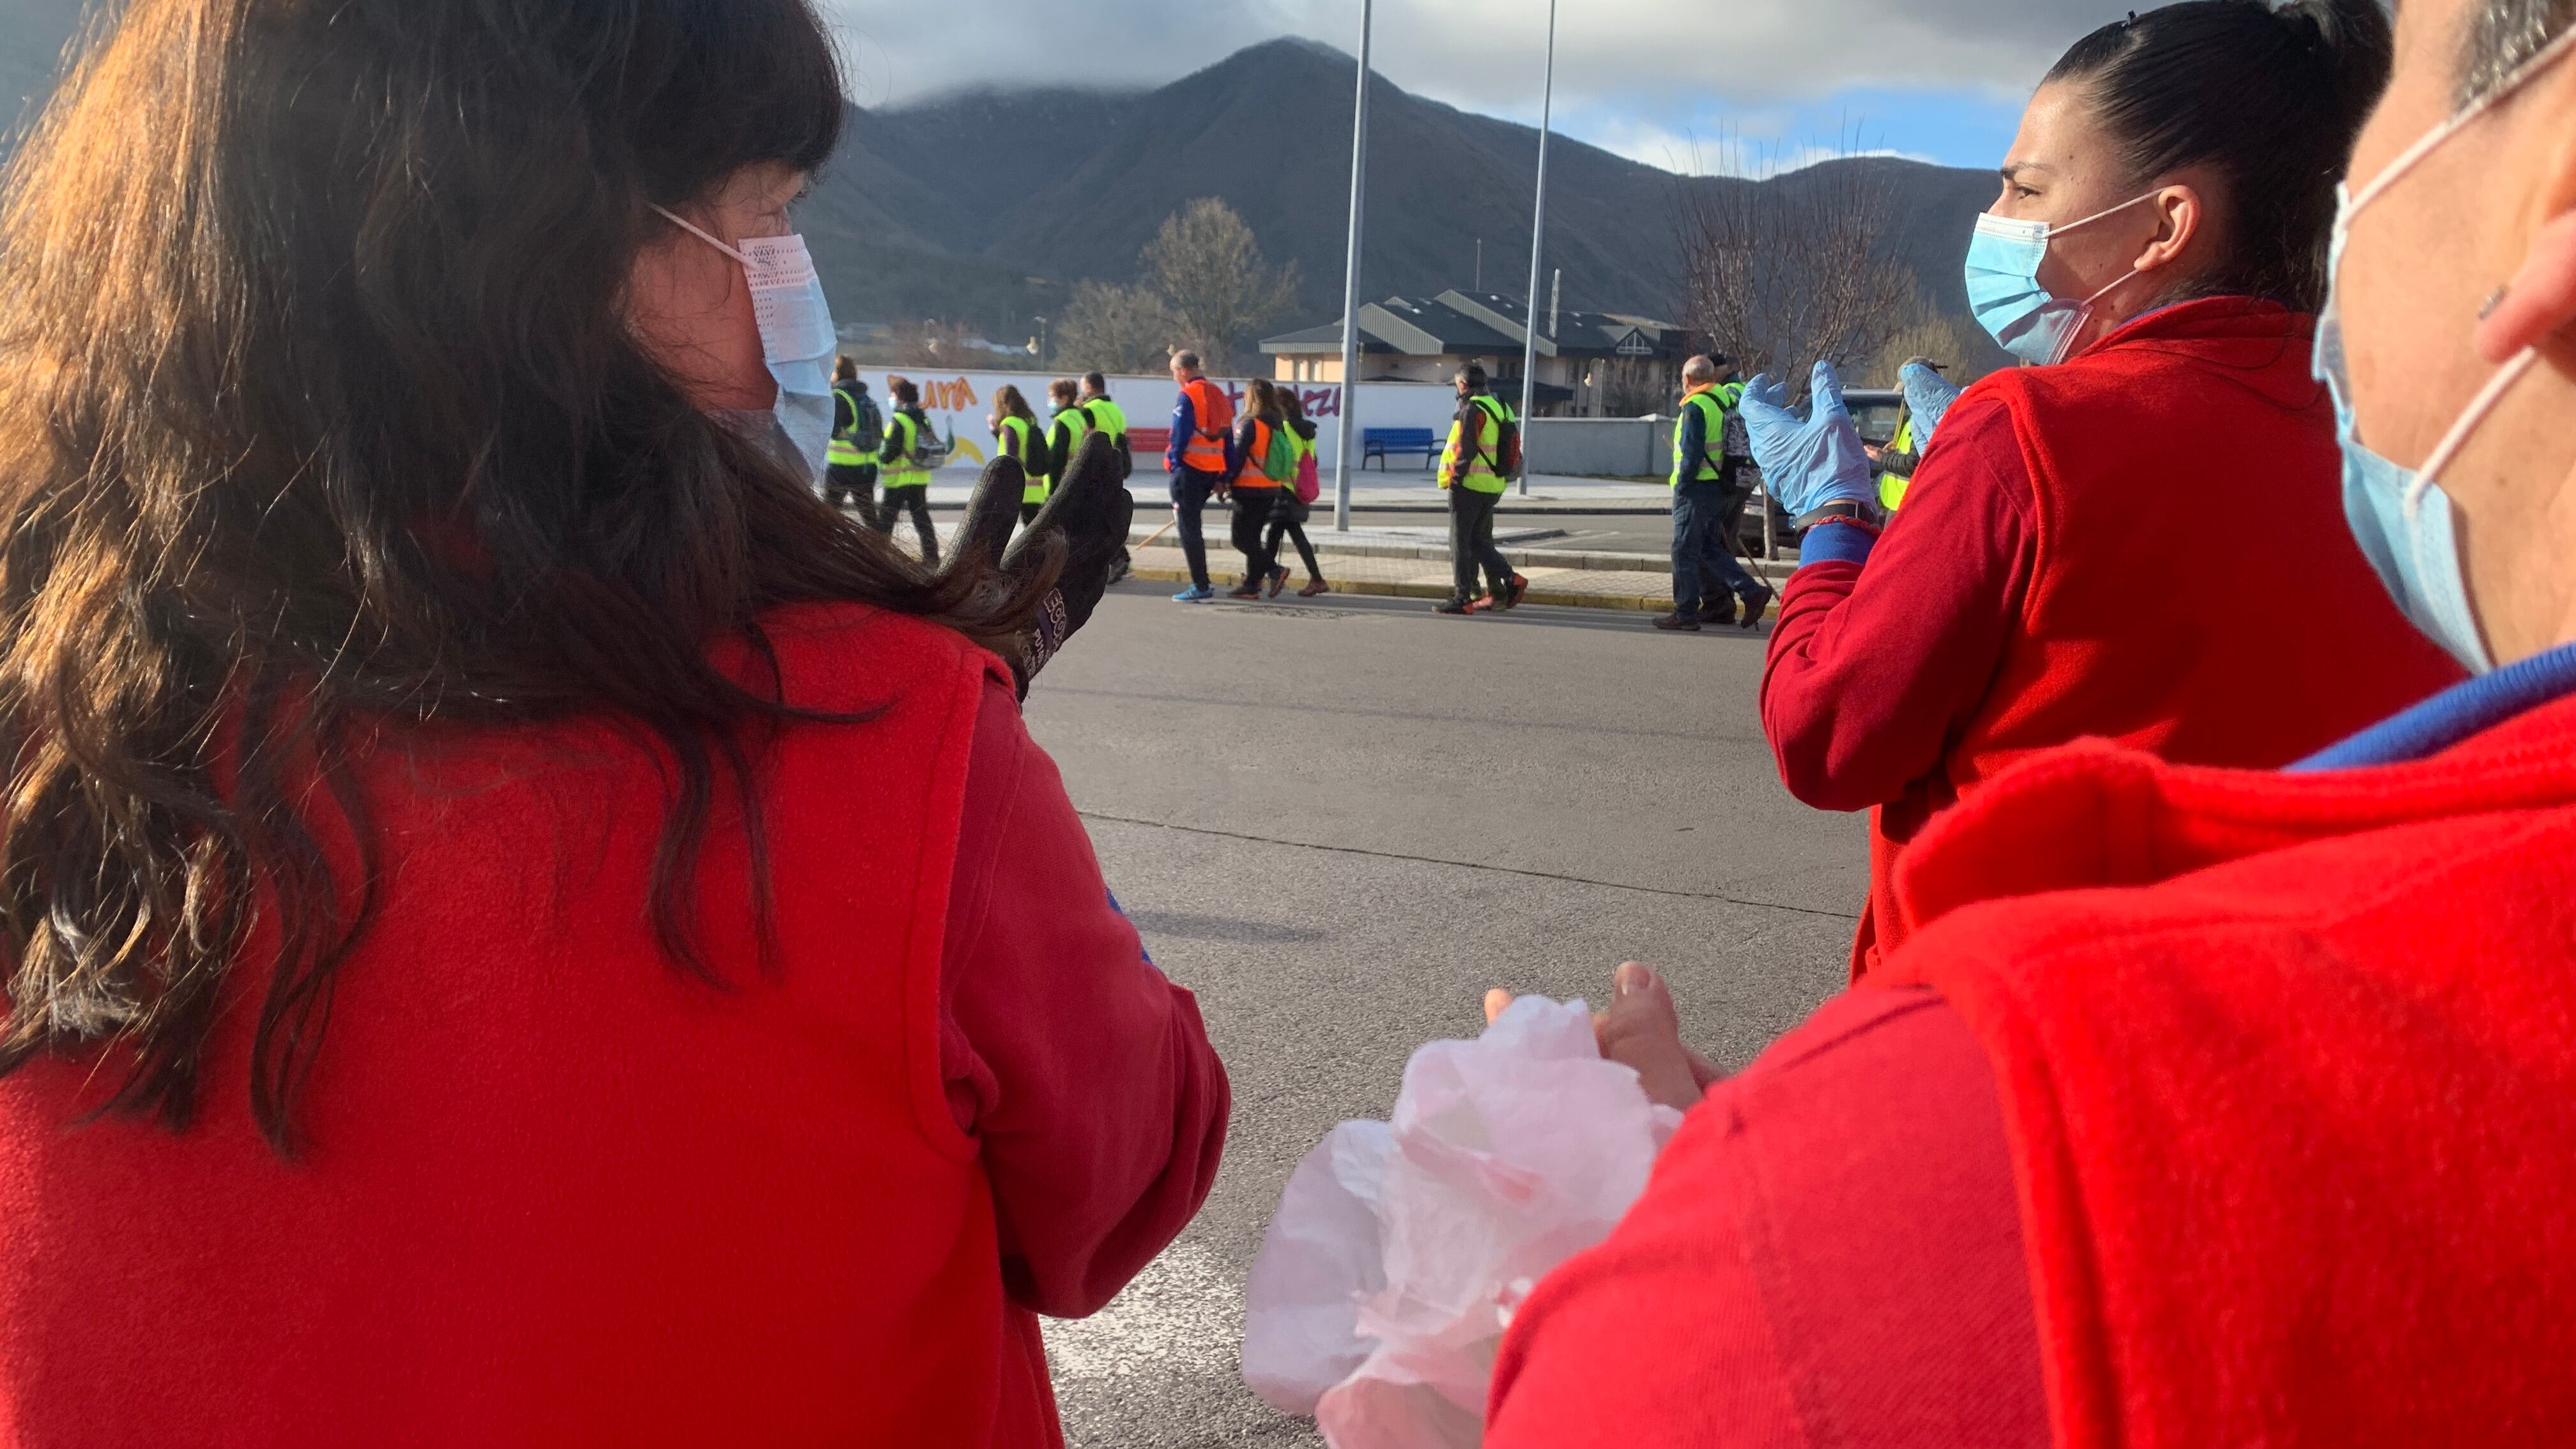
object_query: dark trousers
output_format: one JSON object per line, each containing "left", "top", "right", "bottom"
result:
{"left": 824, "top": 462, "right": 876, "bottom": 511}
{"left": 1263, "top": 494, "right": 1324, "bottom": 581}
{"left": 876, "top": 484, "right": 938, "bottom": 565}
{"left": 1449, "top": 486, "right": 1513, "bottom": 601}
{"left": 1672, "top": 478, "right": 1759, "bottom": 614}
{"left": 1230, "top": 487, "right": 1282, "bottom": 585}
{"left": 1168, "top": 467, "right": 1222, "bottom": 590}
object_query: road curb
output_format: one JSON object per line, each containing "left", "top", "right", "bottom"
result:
{"left": 1122, "top": 564, "right": 1679, "bottom": 613}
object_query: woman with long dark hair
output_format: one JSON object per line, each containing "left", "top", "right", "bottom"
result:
{"left": 1491, "top": 1, "right": 2509, "bottom": 1440}
{"left": 989, "top": 381, "right": 1048, "bottom": 524}
{"left": 1223, "top": 378, "right": 1291, "bottom": 599}
{"left": 0, "top": 1, "right": 1218, "bottom": 1443}
{"left": 1261, "top": 387, "right": 1331, "bottom": 598}
{"left": 1753, "top": 0, "right": 2464, "bottom": 977}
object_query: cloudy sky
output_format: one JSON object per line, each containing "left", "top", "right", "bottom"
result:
{"left": 825, "top": 0, "right": 2140, "bottom": 175}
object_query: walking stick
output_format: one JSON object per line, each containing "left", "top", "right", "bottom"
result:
{"left": 1135, "top": 518, "right": 1177, "bottom": 551}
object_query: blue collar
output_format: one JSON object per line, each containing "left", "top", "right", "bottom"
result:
{"left": 2292, "top": 641, "right": 2576, "bottom": 772}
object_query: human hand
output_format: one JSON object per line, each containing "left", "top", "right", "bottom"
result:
{"left": 1738, "top": 360, "right": 1874, "bottom": 519}
{"left": 1900, "top": 362, "right": 1963, "bottom": 450}
{"left": 1483, "top": 962, "right": 1721, "bottom": 1112}
{"left": 949, "top": 437, "right": 1134, "bottom": 696}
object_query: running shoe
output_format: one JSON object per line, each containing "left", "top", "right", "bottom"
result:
{"left": 1172, "top": 585, "right": 1215, "bottom": 602}
{"left": 1492, "top": 574, "right": 1529, "bottom": 611}
{"left": 1434, "top": 596, "right": 1474, "bottom": 615}
{"left": 1299, "top": 578, "right": 1330, "bottom": 598}
{"left": 1266, "top": 565, "right": 1289, "bottom": 598}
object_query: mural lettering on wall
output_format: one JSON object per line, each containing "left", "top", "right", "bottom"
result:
{"left": 1212, "top": 382, "right": 1342, "bottom": 419}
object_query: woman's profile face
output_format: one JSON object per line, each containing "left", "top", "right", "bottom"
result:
{"left": 1992, "top": 82, "right": 2170, "bottom": 305}
{"left": 629, "top": 162, "right": 807, "bottom": 412}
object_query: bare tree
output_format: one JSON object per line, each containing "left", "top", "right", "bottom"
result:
{"left": 1053, "top": 280, "right": 1182, "bottom": 376}
{"left": 1142, "top": 198, "right": 1301, "bottom": 372}
{"left": 1673, "top": 133, "right": 1917, "bottom": 395}
{"left": 1866, "top": 289, "right": 1994, "bottom": 388}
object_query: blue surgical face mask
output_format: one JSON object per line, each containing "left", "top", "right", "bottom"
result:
{"left": 2315, "top": 27, "right": 2576, "bottom": 675}
{"left": 654, "top": 206, "right": 839, "bottom": 486}
{"left": 1965, "top": 192, "right": 2157, "bottom": 367}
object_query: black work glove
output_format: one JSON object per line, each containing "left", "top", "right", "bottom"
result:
{"left": 947, "top": 434, "right": 1134, "bottom": 696}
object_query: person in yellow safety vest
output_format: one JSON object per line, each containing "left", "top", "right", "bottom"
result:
{"left": 1434, "top": 364, "right": 1528, "bottom": 615}
{"left": 824, "top": 358, "right": 880, "bottom": 514}
{"left": 1076, "top": 372, "right": 1133, "bottom": 583}
{"left": 876, "top": 377, "right": 939, "bottom": 565}
{"left": 1655, "top": 353, "right": 1772, "bottom": 632}
{"left": 988, "top": 383, "right": 1048, "bottom": 525}
{"left": 1866, "top": 356, "right": 1945, "bottom": 512}
{"left": 1045, "top": 377, "right": 1087, "bottom": 513}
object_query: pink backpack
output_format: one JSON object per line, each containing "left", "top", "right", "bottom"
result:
{"left": 1294, "top": 449, "right": 1321, "bottom": 505}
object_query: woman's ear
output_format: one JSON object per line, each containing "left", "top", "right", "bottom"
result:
{"left": 2137, "top": 183, "right": 2204, "bottom": 275}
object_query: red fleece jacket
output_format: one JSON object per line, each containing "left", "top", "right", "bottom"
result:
{"left": 1762, "top": 297, "right": 2462, "bottom": 978}
{"left": 0, "top": 604, "right": 1227, "bottom": 1448}
{"left": 1494, "top": 682, "right": 2576, "bottom": 1447}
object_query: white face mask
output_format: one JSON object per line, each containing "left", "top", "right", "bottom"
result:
{"left": 652, "top": 206, "right": 838, "bottom": 486}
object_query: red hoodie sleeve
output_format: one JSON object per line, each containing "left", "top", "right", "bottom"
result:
{"left": 1759, "top": 398, "right": 2037, "bottom": 813}
{"left": 937, "top": 676, "right": 1230, "bottom": 1319}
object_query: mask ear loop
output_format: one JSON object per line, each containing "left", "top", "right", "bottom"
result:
{"left": 2404, "top": 348, "right": 2543, "bottom": 518}
{"left": 651, "top": 204, "right": 749, "bottom": 265}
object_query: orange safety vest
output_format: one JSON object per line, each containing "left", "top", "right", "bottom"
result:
{"left": 1179, "top": 377, "right": 1233, "bottom": 474}
{"left": 1233, "top": 418, "right": 1281, "bottom": 489}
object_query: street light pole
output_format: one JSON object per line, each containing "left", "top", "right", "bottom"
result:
{"left": 1333, "top": 0, "right": 1373, "bottom": 533}
{"left": 1515, "top": 0, "right": 1556, "bottom": 496}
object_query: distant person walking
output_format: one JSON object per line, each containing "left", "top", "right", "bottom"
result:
{"left": 989, "top": 383, "right": 1048, "bottom": 525}
{"left": 1165, "top": 350, "right": 1236, "bottom": 602}
{"left": 1045, "top": 378, "right": 1089, "bottom": 518}
{"left": 1866, "top": 355, "right": 1944, "bottom": 512}
{"left": 1223, "top": 379, "right": 1294, "bottom": 599}
{"left": 1436, "top": 364, "right": 1527, "bottom": 616}
{"left": 1078, "top": 371, "right": 1133, "bottom": 583}
{"left": 1657, "top": 353, "right": 1770, "bottom": 632}
{"left": 1262, "top": 388, "right": 1330, "bottom": 597}
{"left": 877, "top": 377, "right": 940, "bottom": 564}
{"left": 824, "top": 359, "right": 881, "bottom": 513}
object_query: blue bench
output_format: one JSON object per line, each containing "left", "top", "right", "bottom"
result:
{"left": 1362, "top": 427, "right": 1439, "bottom": 471}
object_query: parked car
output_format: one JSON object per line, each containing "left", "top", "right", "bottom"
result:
{"left": 1735, "top": 387, "right": 1901, "bottom": 559}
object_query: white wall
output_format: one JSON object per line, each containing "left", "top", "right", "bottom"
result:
{"left": 848, "top": 368, "right": 1464, "bottom": 473}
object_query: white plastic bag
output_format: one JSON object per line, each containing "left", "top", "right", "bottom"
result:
{"left": 1241, "top": 997, "right": 1684, "bottom": 1447}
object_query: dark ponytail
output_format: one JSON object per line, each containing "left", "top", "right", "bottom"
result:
{"left": 2045, "top": 0, "right": 2393, "bottom": 312}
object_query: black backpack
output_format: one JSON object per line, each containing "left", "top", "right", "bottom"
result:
{"left": 848, "top": 392, "right": 884, "bottom": 454}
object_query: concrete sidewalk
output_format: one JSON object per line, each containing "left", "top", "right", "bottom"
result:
{"left": 1119, "top": 542, "right": 1784, "bottom": 612}
{"left": 847, "top": 509, "right": 1797, "bottom": 613}
{"left": 905, "top": 471, "right": 1677, "bottom": 515}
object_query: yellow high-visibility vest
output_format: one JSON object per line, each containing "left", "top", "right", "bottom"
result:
{"left": 1441, "top": 394, "right": 1515, "bottom": 494}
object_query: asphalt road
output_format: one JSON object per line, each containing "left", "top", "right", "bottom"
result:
{"left": 1020, "top": 583, "right": 1867, "bottom": 1447}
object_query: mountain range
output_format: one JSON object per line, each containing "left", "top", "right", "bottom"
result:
{"left": 1, "top": 10, "right": 2007, "bottom": 365}
{"left": 818, "top": 38, "right": 2008, "bottom": 361}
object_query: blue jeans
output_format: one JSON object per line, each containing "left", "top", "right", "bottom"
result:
{"left": 1169, "top": 467, "right": 1222, "bottom": 590}
{"left": 1672, "top": 479, "right": 1758, "bottom": 614}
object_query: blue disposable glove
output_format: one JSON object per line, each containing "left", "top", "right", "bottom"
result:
{"left": 1738, "top": 360, "right": 1874, "bottom": 519}
{"left": 1899, "top": 362, "right": 1963, "bottom": 450}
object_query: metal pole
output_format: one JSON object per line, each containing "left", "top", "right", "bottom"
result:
{"left": 1333, "top": 0, "right": 1373, "bottom": 533}
{"left": 1515, "top": 0, "right": 1556, "bottom": 496}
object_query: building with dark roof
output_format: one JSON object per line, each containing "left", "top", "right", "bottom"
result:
{"left": 1260, "top": 289, "right": 1689, "bottom": 418}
